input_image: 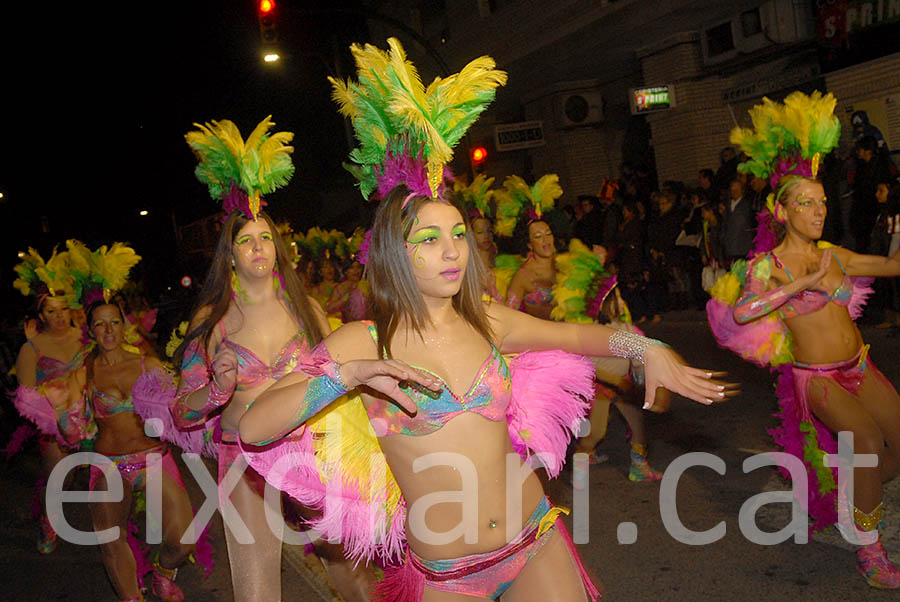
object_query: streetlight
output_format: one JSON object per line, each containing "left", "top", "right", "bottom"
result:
{"left": 139, "top": 210, "right": 149, "bottom": 216}
{"left": 263, "top": 52, "right": 281, "bottom": 63}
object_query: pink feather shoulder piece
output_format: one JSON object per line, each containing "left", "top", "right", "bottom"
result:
{"left": 12, "top": 386, "right": 65, "bottom": 446}
{"left": 131, "top": 367, "right": 219, "bottom": 458}
{"left": 506, "top": 350, "right": 596, "bottom": 477}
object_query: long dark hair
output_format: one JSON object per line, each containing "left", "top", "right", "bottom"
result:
{"left": 175, "top": 210, "right": 324, "bottom": 368}
{"left": 367, "top": 186, "right": 492, "bottom": 358}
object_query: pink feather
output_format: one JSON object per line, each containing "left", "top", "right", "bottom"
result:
{"left": 371, "top": 553, "right": 424, "bottom": 602}
{"left": 506, "top": 350, "right": 595, "bottom": 477}
{"left": 766, "top": 366, "right": 839, "bottom": 533}
{"left": 848, "top": 277, "right": 874, "bottom": 320}
{"left": 706, "top": 298, "right": 791, "bottom": 368}
{"left": 752, "top": 210, "right": 778, "bottom": 255}
{"left": 3, "top": 424, "right": 36, "bottom": 459}
{"left": 131, "top": 367, "right": 218, "bottom": 458}
{"left": 192, "top": 518, "right": 216, "bottom": 578}
{"left": 140, "top": 308, "right": 158, "bottom": 333}
{"left": 127, "top": 520, "right": 153, "bottom": 579}
{"left": 11, "top": 386, "right": 65, "bottom": 446}
{"left": 375, "top": 148, "right": 452, "bottom": 200}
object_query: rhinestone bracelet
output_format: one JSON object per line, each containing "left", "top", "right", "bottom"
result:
{"left": 608, "top": 329, "right": 663, "bottom": 363}
{"left": 333, "top": 362, "right": 347, "bottom": 390}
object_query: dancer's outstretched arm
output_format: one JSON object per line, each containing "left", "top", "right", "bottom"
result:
{"left": 487, "top": 301, "right": 738, "bottom": 410}
{"left": 239, "top": 321, "right": 441, "bottom": 445}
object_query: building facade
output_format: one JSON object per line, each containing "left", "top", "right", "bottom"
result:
{"left": 367, "top": 0, "right": 900, "bottom": 201}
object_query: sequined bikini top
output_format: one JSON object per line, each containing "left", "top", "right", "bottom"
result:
{"left": 773, "top": 249, "right": 853, "bottom": 316}
{"left": 29, "top": 341, "right": 86, "bottom": 385}
{"left": 519, "top": 265, "right": 554, "bottom": 310}
{"left": 90, "top": 354, "right": 145, "bottom": 420}
{"left": 361, "top": 322, "right": 511, "bottom": 437}
{"left": 219, "top": 323, "right": 311, "bottom": 391}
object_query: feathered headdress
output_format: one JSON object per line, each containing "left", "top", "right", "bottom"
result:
{"left": 550, "top": 239, "right": 617, "bottom": 324}
{"left": 65, "top": 240, "right": 141, "bottom": 308}
{"left": 730, "top": 91, "right": 840, "bottom": 213}
{"left": 330, "top": 37, "right": 507, "bottom": 202}
{"left": 452, "top": 174, "right": 495, "bottom": 222}
{"left": 493, "top": 174, "right": 564, "bottom": 237}
{"left": 185, "top": 115, "right": 295, "bottom": 221}
{"left": 13, "top": 247, "right": 74, "bottom": 307}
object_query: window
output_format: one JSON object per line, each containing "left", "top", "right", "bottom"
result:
{"left": 705, "top": 21, "right": 735, "bottom": 57}
{"left": 740, "top": 8, "right": 763, "bottom": 38}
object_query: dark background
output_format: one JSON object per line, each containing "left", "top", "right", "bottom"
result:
{"left": 1, "top": 0, "right": 375, "bottom": 315}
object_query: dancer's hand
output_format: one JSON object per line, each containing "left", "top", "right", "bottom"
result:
{"left": 642, "top": 345, "right": 739, "bottom": 412}
{"left": 800, "top": 250, "right": 831, "bottom": 292}
{"left": 341, "top": 359, "right": 442, "bottom": 414}
{"left": 45, "top": 367, "right": 86, "bottom": 410}
{"left": 211, "top": 346, "right": 238, "bottom": 393}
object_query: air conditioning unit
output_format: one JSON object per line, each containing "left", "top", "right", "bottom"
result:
{"left": 702, "top": 1, "right": 815, "bottom": 65}
{"left": 759, "top": 0, "right": 814, "bottom": 44}
{"left": 557, "top": 90, "right": 604, "bottom": 128}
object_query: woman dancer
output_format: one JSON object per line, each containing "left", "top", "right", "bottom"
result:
{"left": 13, "top": 247, "right": 95, "bottom": 554}
{"left": 569, "top": 276, "right": 664, "bottom": 482}
{"left": 85, "top": 297, "right": 197, "bottom": 602}
{"left": 501, "top": 175, "right": 566, "bottom": 320}
{"left": 325, "top": 258, "right": 369, "bottom": 322}
{"left": 171, "top": 116, "right": 373, "bottom": 602}
{"left": 310, "top": 256, "right": 341, "bottom": 311}
{"left": 240, "top": 38, "right": 733, "bottom": 601}
{"left": 501, "top": 178, "right": 665, "bottom": 481}
{"left": 708, "top": 91, "right": 900, "bottom": 589}
{"left": 453, "top": 174, "right": 504, "bottom": 301}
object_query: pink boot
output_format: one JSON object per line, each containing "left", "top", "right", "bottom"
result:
{"left": 857, "top": 540, "right": 900, "bottom": 589}
{"left": 151, "top": 563, "right": 184, "bottom": 602}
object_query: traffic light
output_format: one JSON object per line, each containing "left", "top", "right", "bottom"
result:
{"left": 258, "top": 0, "right": 278, "bottom": 44}
{"left": 471, "top": 146, "right": 487, "bottom": 174}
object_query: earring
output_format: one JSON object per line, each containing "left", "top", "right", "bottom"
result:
{"left": 774, "top": 203, "right": 786, "bottom": 224}
{"left": 231, "top": 267, "right": 248, "bottom": 302}
{"left": 273, "top": 261, "right": 286, "bottom": 295}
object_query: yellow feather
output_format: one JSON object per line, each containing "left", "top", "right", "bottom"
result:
{"left": 244, "top": 115, "right": 275, "bottom": 153}
{"left": 206, "top": 119, "right": 244, "bottom": 160}
{"left": 436, "top": 56, "right": 507, "bottom": 108}
{"left": 328, "top": 77, "right": 358, "bottom": 118}
{"left": 258, "top": 131, "right": 294, "bottom": 173}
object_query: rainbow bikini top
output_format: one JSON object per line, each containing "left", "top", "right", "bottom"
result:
{"left": 773, "top": 249, "right": 853, "bottom": 315}
{"left": 91, "top": 387, "right": 135, "bottom": 420}
{"left": 90, "top": 355, "right": 145, "bottom": 420}
{"left": 29, "top": 341, "right": 87, "bottom": 385}
{"left": 519, "top": 264, "right": 554, "bottom": 310}
{"left": 361, "top": 322, "right": 511, "bottom": 437}
{"left": 219, "top": 324, "right": 311, "bottom": 391}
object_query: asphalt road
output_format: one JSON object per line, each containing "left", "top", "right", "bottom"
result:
{"left": 2, "top": 309, "right": 898, "bottom": 601}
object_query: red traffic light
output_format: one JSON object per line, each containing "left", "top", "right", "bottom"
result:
{"left": 471, "top": 146, "right": 488, "bottom": 163}
{"left": 257, "top": 0, "right": 278, "bottom": 43}
{"left": 259, "top": 0, "right": 275, "bottom": 15}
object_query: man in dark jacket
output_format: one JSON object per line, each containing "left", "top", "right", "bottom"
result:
{"left": 720, "top": 179, "right": 755, "bottom": 264}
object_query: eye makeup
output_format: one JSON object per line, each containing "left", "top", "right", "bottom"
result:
{"left": 406, "top": 227, "right": 440, "bottom": 245}
{"left": 791, "top": 194, "right": 827, "bottom": 212}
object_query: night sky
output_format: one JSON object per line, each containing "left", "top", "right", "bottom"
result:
{"left": 2, "top": 0, "right": 374, "bottom": 309}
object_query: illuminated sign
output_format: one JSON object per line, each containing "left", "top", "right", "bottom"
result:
{"left": 630, "top": 85, "right": 676, "bottom": 115}
{"left": 494, "top": 121, "right": 545, "bottom": 151}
